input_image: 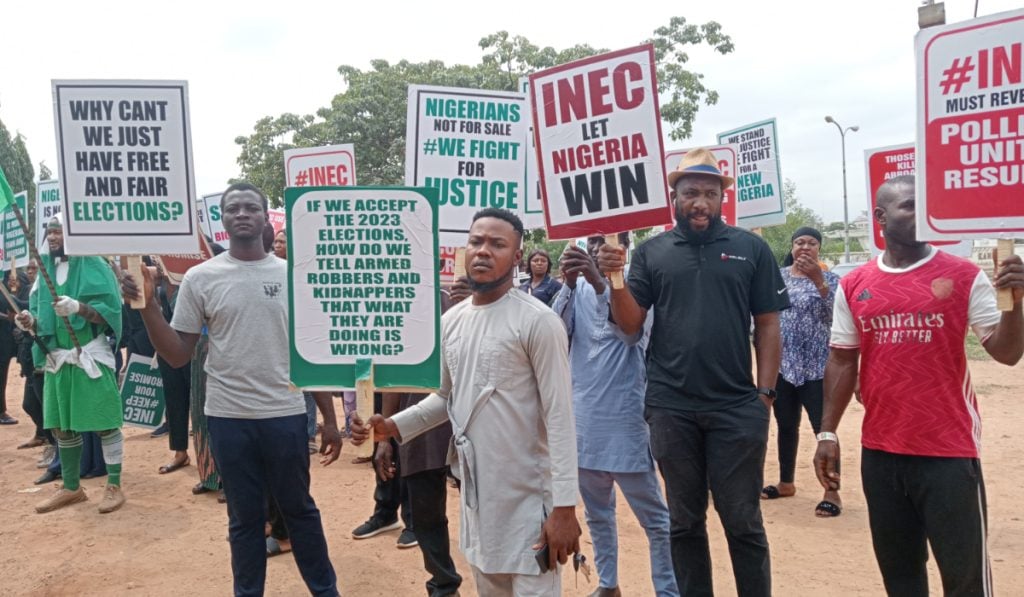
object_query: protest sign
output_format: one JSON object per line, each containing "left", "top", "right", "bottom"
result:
{"left": 664, "top": 145, "right": 738, "bottom": 226}
{"left": 284, "top": 144, "right": 356, "bottom": 188}
{"left": 864, "top": 144, "right": 971, "bottom": 256}
{"left": 915, "top": 9, "right": 1024, "bottom": 240}
{"left": 52, "top": 80, "right": 198, "bottom": 254}
{"left": 120, "top": 353, "right": 165, "bottom": 429}
{"left": 439, "top": 245, "right": 458, "bottom": 285}
{"left": 530, "top": 44, "right": 671, "bottom": 240}
{"left": 196, "top": 193, "right": 228, "bottom": 244}
{"left": 717, "top": 118, "right": 785, "bottom": 228}
{"left": 35, "top": 180, "right": 62, "bottom": 252}
{"left": 287, "top": 186, "right": 440, "bottom": 390}
{"left": 268, "top": 208, "right": 286, "bottom": 234}
{"left": 405, "top": 85, "right": 528, "bottom": 246}
{"left": 519, "top": 77, "right": 546, "bottom": 229}
{"left": 1, "top": 192, "right": 30, "bottom": 269}
{"left": 156, "top": 234, "right": 214, "bottom": 285}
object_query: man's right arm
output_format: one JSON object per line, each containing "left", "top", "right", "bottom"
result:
{"left": 814, "top": 284, "right": 860, "bottom": 491}
{"left": 596, "top": 243, "right": 648, "bottom": 336}
{"left": 121, "top": 267, "right": 199, "bottom": 367}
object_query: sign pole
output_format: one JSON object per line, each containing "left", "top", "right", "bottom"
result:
{"left": 7, "top": 200, "right": 79, "bottom": 352}
{"left": 997, "top": 239, "right": 1016, "bottom": 311}
{"left": 604, "top": 234, "right": 624, "bottom": 289}
{"left": 353, "top": 358, "right": 375, "bottom": 459}
{"left": 121, "top": 256, "right": 147, "bottom": 309}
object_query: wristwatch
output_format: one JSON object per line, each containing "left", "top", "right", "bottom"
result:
{"left": 756, "top": 387, "right": 776, "bottom": 400}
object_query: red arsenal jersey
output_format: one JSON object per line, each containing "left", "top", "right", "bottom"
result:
{"left": 831, "top": 249, "right": 1000, "bottom": 458}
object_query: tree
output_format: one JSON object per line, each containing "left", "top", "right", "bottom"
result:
{"left": 234, "top": 19, "right": 734, "bottom": 206}
{"left": 0, "top": 117, "right": 37, "bottom": 246}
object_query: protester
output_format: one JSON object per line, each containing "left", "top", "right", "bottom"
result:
{"left": 272, "top": 229, "right": 287, "bottom": 260}
{"left": 815, "top": 175, "right": 1024, "bottom": 596}
{"left": 554, "top": 235, "right": 678, "bottom": 597}
{"left": 519, "top": 249, "right": 562, "bottom": 305}
{"left": 121, "top": 182, "right": 347, "bottom": 596}
{"left": 16, "top": 214, "right": 127, "bottom": 514}
{"left": 598, "top": 148, "right": 788, "bottom": 596}
{"left": 760, "top": 227, "right": 842, "bottom": 518}
{"left": 189, "top": 239, "right": 225, "bottom": 500}
{"left": 0, "top": 266, "right": 23, "bottom": 426}
{"left": 364, "top": 208, "right": 580, "bottom": 595}
{"left": 155, "top": 270, "right": 192, "bottom": 477}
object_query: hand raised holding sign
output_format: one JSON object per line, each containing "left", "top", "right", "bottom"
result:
{"left": 119, "top": 263, "right": 157, "bottom": 306}
{"left": 994, "top": 241, "right": 1024, "bottom": 309}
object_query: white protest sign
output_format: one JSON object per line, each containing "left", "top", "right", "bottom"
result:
{"left": 35, "top": 180, "right": 62, "bottom": 252}
{"left": 52, "top": 80, "right": 198, "bottom": 254}
{"left": 519, "top": 77, "right": 546, "bottom": 230}
{"left": 915, "top": 8, "right": 1024, "bottom": 240}
{"left": 284, "top": 144, "right": 356, "bottom": 189}
{"left": 196, "top": 193, "right": 228, "bottom": 245}
{"left": 1, "top": 192, "right": 29, "bottom": 269}
{"left": 405, "top": 85, "right": 528, "bottom": 246}
{"left": 529, "top": 44, "right": 672, "bottom": 240}
{"left": 717, "top": 118, "right": 785, "bottom": 228}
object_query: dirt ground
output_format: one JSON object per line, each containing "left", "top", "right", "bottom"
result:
{"left": 1, "top": 357, "right": 1023, "bottom": 596}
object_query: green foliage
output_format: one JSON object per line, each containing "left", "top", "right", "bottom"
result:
{"left": 0, "top": 118, "right": 37, "bottom": 245}
{"left": 234, "top": 19, "right": 734, "bottom": 208}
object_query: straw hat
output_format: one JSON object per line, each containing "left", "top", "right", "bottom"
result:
{"left": 666, "top": 148, "right": 735, "bottom": 190}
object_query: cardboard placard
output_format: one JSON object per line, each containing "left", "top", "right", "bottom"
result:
{"left": 717, "top": 118, "right": 785, "bottom": 228}
{"left": 530, "top": 44, "right": 672, "bottom": 240}
{"left": 52, "top": 79, "right": 198, "bottom": 254}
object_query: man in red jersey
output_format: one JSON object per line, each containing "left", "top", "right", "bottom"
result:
{"left": 814, "top": 175, "right": 1024, "bottom": 597}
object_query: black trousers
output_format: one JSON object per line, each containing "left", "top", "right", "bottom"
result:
{"left": 771, "top": 375, "right": 823, "bottom": 483}
{"left": 862, "top": 447, "right": 991, "bottom": 597}
{"left": 647, "top": 400, "right": 772, "bottom": 597}
{"left": 0, "top": 354, "right": 11, "bottom": 413}
{"left": 372, "top": 438, "right": 412, "bottom": 528}
{"left": 157, "top": 357, "right": 191, "bottom": 452}
{"left": 406, "top": 468, "right": 462, "bottom": 597}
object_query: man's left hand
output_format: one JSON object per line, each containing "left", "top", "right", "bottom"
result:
{"left": 532, "top": 506, "right": 581, "bottom": 571}
{"left": 560, "top": 246, "right": 605, "bottom": 293}
{"left": 994, "top": 253, "right": 1024, "bottom": 304}
{"left": 319, "top": 424, "right": 343, "bottom": 466}
{"left": 53, "top": 296, "right": 81, "bottom": 318}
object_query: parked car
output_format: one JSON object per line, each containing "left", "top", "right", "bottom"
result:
{"left": 830, "top": 262, "right": 863, "bottom": 278}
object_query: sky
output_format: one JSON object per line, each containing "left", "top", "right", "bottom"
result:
{"left": 0, "top": 0, "right": 1018, "bottom": 225}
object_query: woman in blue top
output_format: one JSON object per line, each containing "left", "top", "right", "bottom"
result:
{"left": 761, "top": 227, "right": 843, "bottom": 517}
{"left": 518, "top": 249, "right": 562, "bottom": 306}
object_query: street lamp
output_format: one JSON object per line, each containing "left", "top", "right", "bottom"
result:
{"left": 824, "top": 116, "right": 859, "bottom": 263}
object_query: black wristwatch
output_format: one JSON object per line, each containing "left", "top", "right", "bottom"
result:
{"left": 757, "top": 387, "right": 777, "bottom": 400}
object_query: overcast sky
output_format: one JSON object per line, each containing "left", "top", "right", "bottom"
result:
{"left": 1, "top": 0, "right": 1017, "bottom": 224}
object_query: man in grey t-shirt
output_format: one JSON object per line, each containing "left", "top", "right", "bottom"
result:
{"left": 122, "top": 183, "right": 345, "bottom": 597}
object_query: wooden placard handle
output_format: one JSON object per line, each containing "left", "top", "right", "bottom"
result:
{"left": 996, "top": 239, "right": 1016, "bottom": 312}
{"left": 604, "top": 234, "right": 624, "bottom": 290}
{"left": 453, "top": 248, "right": 467, "bottom": 280}
{"left": 124, "top": 256, "right": 147, "bottom": 310}
{"left": 352, "top": 359, "right": 375, "bottom": 458}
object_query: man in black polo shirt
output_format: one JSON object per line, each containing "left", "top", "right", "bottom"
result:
{"left": 598, "top": 148, "right": 787, "bottom": 597}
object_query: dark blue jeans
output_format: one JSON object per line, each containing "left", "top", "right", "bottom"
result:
{"left": 208, "top": 414, "right": 338, "bottom": 597}
{"left": 646, "top": 399, "right": 772, "bottom": 597}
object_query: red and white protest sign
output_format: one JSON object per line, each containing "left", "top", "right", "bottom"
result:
{"left": 916, "top": 9, "right": 1024, "bottom": 240}
{"left": 268, "top": 208, "right": 286, "bottom": 234}
{"left": 156, "top": 234, "right": 213, "bottom": 285}
{"left": 529, "top": 44, "right": 672, "bottom": 240}
{"left": 438, "top": 245, "right": 457, "bottom": 284}
{"left": 664, "top": 145, "right": 738, "bottom": 226}
{"left": 284, "top": 144, "right": 357, "bottom": 189}
{"left": 864, "top": 144, "right": 971, "bottom": 256}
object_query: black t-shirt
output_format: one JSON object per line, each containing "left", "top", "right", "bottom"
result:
{"left": 628, "top": 220, "right": 789, "bottom": 412}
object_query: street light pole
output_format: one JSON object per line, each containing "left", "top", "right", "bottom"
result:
{"left": 824, "top": 116, "right": 859, "bottom": 263}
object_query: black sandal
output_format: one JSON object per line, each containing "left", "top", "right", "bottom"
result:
{"left": 815, "top": 500, "right": 842, "bottom": 517}
{"left": 760, "top": 485, "right": 781, "bottom": 499}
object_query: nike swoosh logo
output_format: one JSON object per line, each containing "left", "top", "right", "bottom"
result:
{"left": 777, "top": 288, "right": 787, "bottom": 295}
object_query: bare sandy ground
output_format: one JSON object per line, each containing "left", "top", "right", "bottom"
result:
{"left": 1, "top": 357, "right": 1022, "bottom": 596}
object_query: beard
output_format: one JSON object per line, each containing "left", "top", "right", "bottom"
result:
{"left": 49, "top": 245, "right": 65, "bottom": 260}
{"left": 675, "top": 206, "right": 721, "bottom": 244}
{"left": 467, "top": 265, "right": 515, "bottom": 293}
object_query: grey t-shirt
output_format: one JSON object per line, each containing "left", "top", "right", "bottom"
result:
{"left": 171, "top": 252, "right": 304, "bottom": 419}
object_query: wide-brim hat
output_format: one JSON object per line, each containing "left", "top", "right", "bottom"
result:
{"left": 666, "top": 148, "right": 735, "bottom": 190}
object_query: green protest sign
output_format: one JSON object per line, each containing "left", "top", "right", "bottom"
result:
{"left": 120, "top": 353, "right": 165, "bottom": 429}
{"left": 287, "top": 186, "right": 440, "bottom": 390}
{"left": 2, "top": 191, "right": 29, "bottom": 269}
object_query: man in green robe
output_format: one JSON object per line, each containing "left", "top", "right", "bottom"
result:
{"left": 16, "top": 215, "right": 126, "bottom": 514}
